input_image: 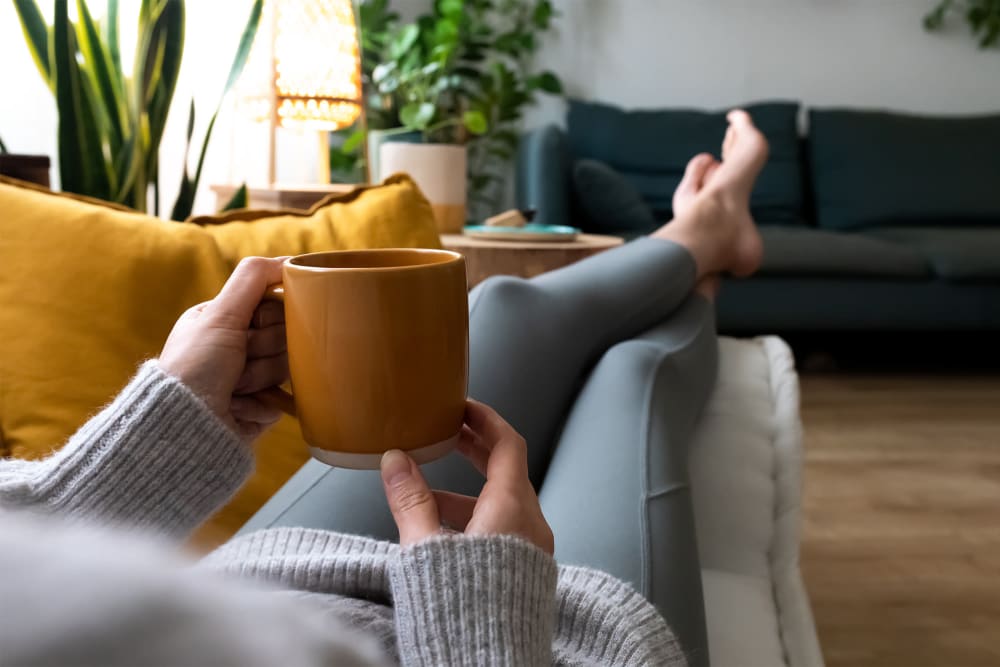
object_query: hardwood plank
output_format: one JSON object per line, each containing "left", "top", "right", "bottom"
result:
{"left": 799, "top": 373, "right": 1000, "bottom": 667}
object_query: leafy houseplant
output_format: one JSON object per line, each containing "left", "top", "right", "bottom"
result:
{"left": 925, "top": 0, "right": 1000, "bottom": 47}
{"left": 335, "top": 0, "right": 561, "bottom": 222}
{"left": 13, "top": 0, "right": 261, "bottom": 219}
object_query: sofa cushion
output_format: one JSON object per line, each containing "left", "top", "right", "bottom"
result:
{"left": 869, "top": 227, "right": 1000, "bottom": 282}
{"left": 810, "top": 109, "right": 1000, "bottom": 231}
{"left": 572, "top": 159, "right": 659, "bottom": 234}
{"left": 0, "top": 174, "right": 440, "bottom": 547}
{"left": 692, "top": 337, "right": 823, "bottom": 666}
{"left": 759, "top": 227, "right": 930, "bottom": 279}
{"left": 567, "top": 100, "right": 804, "bottom": 224}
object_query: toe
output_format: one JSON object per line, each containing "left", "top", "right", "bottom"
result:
{"left": 726, "top": 109, "right": 752, "bottom": 126}
{"left": 678, "top": 153, "right": 716, "bottom": 193}
{"left": 703, "top": 161, "right": 722, "bottom": 186}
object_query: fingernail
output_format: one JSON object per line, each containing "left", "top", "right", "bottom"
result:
{"left": 381, "top": 449, "right": 410, "bottom": 486}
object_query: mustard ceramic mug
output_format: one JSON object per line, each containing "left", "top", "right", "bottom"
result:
{"left": 262, "top": 249, "right": 468, "bottom": 469}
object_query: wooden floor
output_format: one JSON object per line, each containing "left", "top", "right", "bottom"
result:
{"left": 799, "top": 373, "right": 1000, "bottom": 667}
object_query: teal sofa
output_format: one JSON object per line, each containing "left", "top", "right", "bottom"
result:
{"left": 516, "top": 101, "right": 1000, "bottom": 332}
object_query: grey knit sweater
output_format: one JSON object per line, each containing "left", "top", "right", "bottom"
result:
{"left": 0, "top": 362, "right": 685, "bottom": 666}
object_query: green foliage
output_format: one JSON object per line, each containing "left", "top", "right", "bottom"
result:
{"left": 925, "top": 0, "right": 1000, "bottom": 48}
{"left": 13, "top": 0, "right": 262, "bottom": 219}
{"left": 221, "top": 183, "right": 248, "bottom": 211}
{"left": 0, "top": 136, "right": 8, "bottom": 154}
{"left": 328, "top": 124, "right": 366, "bottom": 183}
{"left": 347, "top": 0, "right": 562, "bottom": 216}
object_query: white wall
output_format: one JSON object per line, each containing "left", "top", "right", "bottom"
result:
{"left": 526, "top": 0, "right": 1000, "bottom": 129}
{"left": 3, "top": 0, "right": 999, "bottom": 217}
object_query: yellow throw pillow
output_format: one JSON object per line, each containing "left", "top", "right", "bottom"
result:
{"left": 0, "top": 174, "right": 441, "bottom": 548}
{"left": 194, "top": 175, "right": 442, "bottom": 266}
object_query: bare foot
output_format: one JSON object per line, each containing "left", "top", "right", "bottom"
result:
{"left": 653, "top": 109, "right": 767, "bottom": 278}
{"left": 672, "top": 153, "right": 719, "bottom": 219}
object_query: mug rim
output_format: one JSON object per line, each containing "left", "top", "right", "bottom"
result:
{"left": 286, "top": 248, "right": 463, "bottom": 273}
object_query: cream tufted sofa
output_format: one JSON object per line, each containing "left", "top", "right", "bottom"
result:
{"left": 691, "top": 337, "right": 824, "bottom": 666}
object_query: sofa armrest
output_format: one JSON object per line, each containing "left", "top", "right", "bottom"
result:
{"left": 515, "top": 125, "right": 572, "bottom": 228}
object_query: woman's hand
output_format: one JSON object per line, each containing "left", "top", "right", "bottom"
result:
{"left": 380, "top": 400, "right": 554, "bottom": 554}
{"left": 158, "top": 256, "right": 289, "bottom": 441}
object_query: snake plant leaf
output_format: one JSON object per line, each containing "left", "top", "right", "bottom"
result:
{"left": 75, "top": 62, "right": 116, "bottom": 198}
{"left": 221, "top": 183, "right": 248, "bottom": 211}
{"left": 12, "top": 0, "right": 53, "bottom": 90}
{"left": 0, "top": 136, "right": 8, "bottom": 153}
{"left": 113, "top": 133, "right": 137, "bottom": 202}
{"left": 75, "top": 0, "right": 126, "bottom": 152}
{"left": 170, "top": 104, "right": 219, "bottom": 221}
{"left": 170, "top": 0, "right": 262, "bottom": 221}
{"left": 104, "top": 0, "right": 121, "bottom": 79}
{"left": 223, "top": 0, "right": 264, "bottom": 94}
{"left": 144, "top": 0, "right": 184, "bottom": 182}
{"left": 53, "top": 0, "right": 88, "bottom": 195}
{"left": 51, "top": 0, "right": 111, "bottom": 201}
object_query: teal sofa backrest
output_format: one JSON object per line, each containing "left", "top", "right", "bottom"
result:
{"left": 566, "top": 100, "right": 805, "bottom": 224}
{"left": 809, "top": 108, "right": 1000, "bottom": 231}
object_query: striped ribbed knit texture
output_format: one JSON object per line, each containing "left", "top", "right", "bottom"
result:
{"left": 0, "top": 361, "right": 251, "bottom": 537}
{"left": 554, "top": 566, "right": 686, "bottom": 666}
{"left": 391, "top": 534, "right": 557, "bottom": 666}
{"left": 206, "top": 529, "right": 688, "bottom": 667}
{"left": 0, "top": 363, "right": 688, "bottom": 665}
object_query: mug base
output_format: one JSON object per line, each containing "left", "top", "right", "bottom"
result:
{"left": 309, "top": 433, "right": 459, "bottom": 470}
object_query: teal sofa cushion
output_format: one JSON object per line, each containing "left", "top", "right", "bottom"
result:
{"left": 572, "top": 159, "right": 659, "bottom": 234}
{"left": 758, "top": 227, "right": 929, "bottom": 279}
{"left": 869, "top": 227, "right": 1000, "bottom": 282}
{"left": 810, "top": 109, "right": 1000, "bottom": 231}
{"left": 566, "top": 100, "right": 803, "bottom": 224}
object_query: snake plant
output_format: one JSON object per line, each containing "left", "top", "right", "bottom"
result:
{"left": 13, "top": 0, "right": 261, "bottom": 219}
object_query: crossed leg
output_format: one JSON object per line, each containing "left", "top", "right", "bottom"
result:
{"left": 238, "top": 109, "right": 769, "bottom": 667}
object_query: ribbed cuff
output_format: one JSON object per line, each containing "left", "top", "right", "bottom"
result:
{"left": 390, "top": 534, "right": 557, "bottom": 667}
{"left": 556, "top": 566, "right": 686, "bottom": 667}
{"left": 26, "top": 361, "right": 252, "bottom": 537}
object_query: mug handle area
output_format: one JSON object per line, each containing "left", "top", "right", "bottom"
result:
{"left": 257, "top": 284, "right": 297, "bottom": 417}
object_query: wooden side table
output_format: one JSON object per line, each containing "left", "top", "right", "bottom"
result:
{"left": 440, "top": 233, "right": 624, "bottom": 288}
{"left": 211, "top": 183, "right": 359, "bottom": 211}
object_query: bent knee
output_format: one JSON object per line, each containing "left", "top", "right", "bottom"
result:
{"left": 469, "top": 274, "right": 542, "bottom": 312}
{"left": 598, "top": 339, "right": 673, "bottom": 378}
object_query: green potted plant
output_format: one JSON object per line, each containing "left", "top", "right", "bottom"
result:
{"left": 366, "top": 0, "right": 488, "bottom": 232}
{"left": 925, "top": 0, "right": 1000, "bottom": 46}
{"left": 12, "top": 0, "right": 261, "bottom": 219}
{"left": 350, "top": 0, "right": 561, "bottom": 230}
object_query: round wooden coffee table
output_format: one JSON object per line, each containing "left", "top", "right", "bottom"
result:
{"left": 440, "top": 233, "right": 624, "bottom": 288}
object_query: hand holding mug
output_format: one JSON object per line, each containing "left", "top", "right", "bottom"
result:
{"left": 158, "top": 256, "right": 290, "bottom": 441}
{"left": 380, "top": 400, "right": 554, "bottom": 555}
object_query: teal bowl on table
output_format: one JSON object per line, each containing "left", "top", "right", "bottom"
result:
{"left": 463, "top": 223, "right": 581, "bottom": 242}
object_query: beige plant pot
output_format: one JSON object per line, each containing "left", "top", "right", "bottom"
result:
{"left": 379, "top": 142, "right": 467, "bottom": 234}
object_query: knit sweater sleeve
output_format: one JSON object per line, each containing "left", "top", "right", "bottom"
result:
{"left": 0, "top": 361, "right": 252, "bottom": 537}
{"left": 389, "top": 534, "right": 558, "bottom": 667}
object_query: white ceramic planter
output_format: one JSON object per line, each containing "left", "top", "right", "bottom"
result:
{"left": 379, "top": 142, "right": 467, "bottom": 233}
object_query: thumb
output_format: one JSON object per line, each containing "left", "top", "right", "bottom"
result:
{"left": 381, "top": 450, "right": 440, "bottom": 546}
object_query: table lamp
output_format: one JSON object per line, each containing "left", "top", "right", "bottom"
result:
{"left": 254, "top": 0, "right": 363, "bottom": 185}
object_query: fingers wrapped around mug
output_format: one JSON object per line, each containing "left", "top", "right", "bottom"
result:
{"left": 380, "top": 449, "right": 441, "bottom": 546}
{"left": 234, "top": 353, "right": 289, "bottom": 395}
{"left": 380, "top": 400, "right": 554, "bottom": 554}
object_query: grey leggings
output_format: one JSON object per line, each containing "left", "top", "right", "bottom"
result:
{"left": 240, "top": 237, "right": 718, "bottom": 666}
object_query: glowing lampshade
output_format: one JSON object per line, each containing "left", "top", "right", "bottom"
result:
{"left": 272, "top": 0, "right": 361, "bottom": 131}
